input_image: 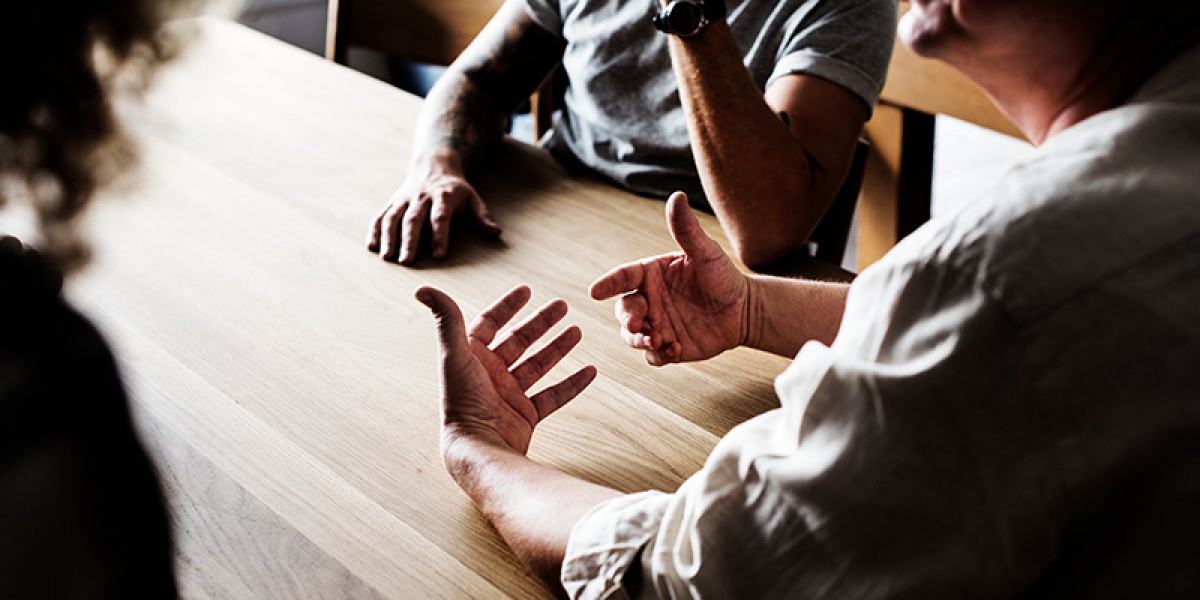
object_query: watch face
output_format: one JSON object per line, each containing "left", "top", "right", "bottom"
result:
{"left": 666, "top": 2, "right": 704, "bottom": 35}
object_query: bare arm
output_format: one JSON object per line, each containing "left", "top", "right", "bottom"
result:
{"left": 444, "top": 437, "right": 620, "bottom": 592}
{"left": 368, "top": 0, "right": 565, "bottom": 264}
{"left": 743, "top": 274, "right": 849, "bottom": 357}
{"left": 665, "top": 18, "right": 868, "bottom": 269}
{"left": 415, "top": 1, "right": 563, "bottom": 171}
{"left": 415, "top": 285, "right": 620, "bottom": 593}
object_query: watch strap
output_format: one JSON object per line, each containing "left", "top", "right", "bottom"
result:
{"left": 653, "top": 0, "right": 727, "bottom": 37}
{"left": 701, "top": 0, "right": 726, "bottom": 22}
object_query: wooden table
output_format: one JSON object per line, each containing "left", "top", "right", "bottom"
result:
{"left": 70, "top": 18, "right": 796, "bottom": 598}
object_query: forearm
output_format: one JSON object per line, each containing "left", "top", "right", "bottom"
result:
{"left": 410, "top": 0, "right": 565, "bottom": 174}
{"left": 444, "top": 436, "right": 622, "bottom": 593}
{"left": 410, "top": 71, "right": 509, "bottom": 175}
{"left": 666, "top": 25, "right": 824, "bottom": 268}
{"left": 741, "top": 275, "right": 848, "bottom": 357}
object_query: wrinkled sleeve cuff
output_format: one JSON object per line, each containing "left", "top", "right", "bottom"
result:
{"left": 561, "top": 491, "right": 672, "bottom": 599}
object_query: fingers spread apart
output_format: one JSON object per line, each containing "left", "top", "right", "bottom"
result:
{"left": 468, "top": 285, "right": 533, "bottom": 345}
{"left": 491, "top": 298, "right": 569, "bottom": 366}
{"left": 530, "top": 364, "right": 597, "bottom": 421}
{"left": 510, "top": 325, "right": 582, "bottom": 391}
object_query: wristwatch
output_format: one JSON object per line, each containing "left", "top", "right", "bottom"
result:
{"left": 652, "top": 0, "right": 727, "bottom": 38}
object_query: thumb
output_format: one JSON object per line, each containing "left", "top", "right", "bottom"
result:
{"left": 666, "top": 192, "right": 721, "bottom": 260}
{"left": 414, "top": 286, "right": 470, "bottom": 354}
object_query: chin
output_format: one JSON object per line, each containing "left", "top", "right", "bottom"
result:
{"left": 898, "top": 2, "right": 947, "bottom": 58}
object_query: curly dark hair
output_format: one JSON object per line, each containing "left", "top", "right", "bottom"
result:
{"left": 0, "top": 0, "right": 199, "bottom": 273}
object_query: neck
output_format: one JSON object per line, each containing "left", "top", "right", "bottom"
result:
{"left": 955, "top": 7, "right": 1197, "bottom": 145}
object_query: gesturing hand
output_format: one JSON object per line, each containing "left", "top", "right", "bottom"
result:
{"left": 416, "top": 285, "right": 596, "bottom": 457}
{"left": 589, "top": 192, "right": 748, "bottom": 366}
{"left": 369, "top": 154, "right": 502, "bottom": 264}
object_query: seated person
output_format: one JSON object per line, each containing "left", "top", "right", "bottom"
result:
{"left": 0, "top": 1, "right": 190, "bottom": 596}
{"left": 367, "top": 0, "right": 896, "bottom": 269}
{"left": 414, "top": 0, "right": 1200, "bottom": 596}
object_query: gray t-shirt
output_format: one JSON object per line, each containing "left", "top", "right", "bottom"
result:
{"left": 524, "top": 0, "right": 896, "bottom": 204}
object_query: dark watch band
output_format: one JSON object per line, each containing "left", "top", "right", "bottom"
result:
{"left": 653, "top": 0, "right": 727, "bottom": 37}
{"left": 702, "top": 0, "right": 727, "bottom": 22}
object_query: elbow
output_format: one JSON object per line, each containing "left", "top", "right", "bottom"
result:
{"left": 732, "top": 234, "right": 806, "bottom": 272}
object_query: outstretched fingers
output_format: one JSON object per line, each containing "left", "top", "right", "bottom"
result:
{"left": 530, "top": 365, "right": 597, "bottom": 421}
{"left": 491, "top": 298, "right": 569, "bottom": 366}
{"left": 468, "top": 285, "right": 533, "bottom": 345}
{"left": 510, "top": 325, "right": 583, "bottom": 391}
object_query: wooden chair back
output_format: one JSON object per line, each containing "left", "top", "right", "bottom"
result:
{"left": 326, "top": 0, "right": 557, "bottom": 138}
{"left": 325, "top": 0, "right": 504, "bottom": 67}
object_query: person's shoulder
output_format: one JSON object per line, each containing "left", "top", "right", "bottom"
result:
{"left": 0, "top": 250, "right": 62, "bottom": 325}
{"left": 892, "top": 93, "right": 1200, "bottom": 327}
{"left": 0, "top": 251, "right": 113, "bottom": 383}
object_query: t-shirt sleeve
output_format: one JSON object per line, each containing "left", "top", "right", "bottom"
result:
{"left": 523, "top": 0, "right": 564, "bottom": 36}
{"left": 562, "top": 254, "right": 1066, "bottom": 598}
{"left": 769, "top": 0, "right": 897, "bottom": 112}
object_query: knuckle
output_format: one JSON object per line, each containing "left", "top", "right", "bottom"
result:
{"left": 431, "top": 209, "right": 454, "bottom": 226}
{"left": 402, "top": 208, "right": 427, "bottom": 227}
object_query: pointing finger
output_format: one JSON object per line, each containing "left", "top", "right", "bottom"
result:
{"left": 589, "top": 262, "right": 648, "bottom": 301}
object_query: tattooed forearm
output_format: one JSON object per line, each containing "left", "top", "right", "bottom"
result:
{"left": 414, "top": 3, "right": 565, "bottom": 170}
{"left": 423, "top": 72, "right": 509, "bottom": 168}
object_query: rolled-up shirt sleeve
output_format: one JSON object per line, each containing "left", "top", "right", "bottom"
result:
{"left": 562, "top": 491, "right": 672, "bottom": 599}
{"left": 562, "top": 250, "right": 1067, "bottom": 598}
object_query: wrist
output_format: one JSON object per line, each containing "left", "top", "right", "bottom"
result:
{"left": 440, "top": 427, "right": 521, "bottom": 488}
{"left": 413, "top": 148, "right": 468, "bottom": 179}
{"left": 738, "top": 276, "right": 762, "bottom": 350}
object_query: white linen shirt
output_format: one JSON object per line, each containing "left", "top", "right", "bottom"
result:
{"left": 562, "top": 45, "right": 1200, "bottom": 599}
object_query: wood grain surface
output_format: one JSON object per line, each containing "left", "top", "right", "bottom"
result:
{"left": 68, "top": 18, "right": 796, "bottom": 599}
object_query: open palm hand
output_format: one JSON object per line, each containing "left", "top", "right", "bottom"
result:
{"left": 416, "top": 285, "right": 595, "bottom": 456}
